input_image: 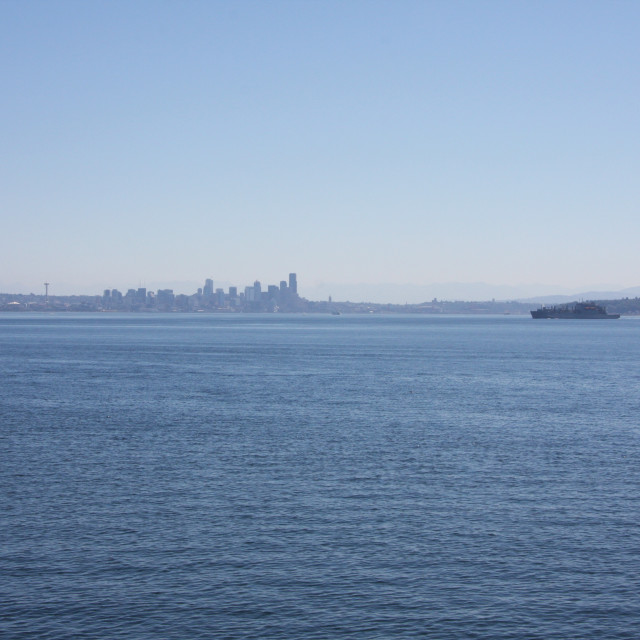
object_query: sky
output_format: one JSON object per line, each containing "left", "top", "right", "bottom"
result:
{"left": 1, "top": 0, "right": 639, "bottom": 302}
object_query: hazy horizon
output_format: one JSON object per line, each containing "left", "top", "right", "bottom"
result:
{"left": 3, "top": 277, "right": 639, "bottom": 306}
{"left": 2, "top": 1, "right": 639, "bottom": 294}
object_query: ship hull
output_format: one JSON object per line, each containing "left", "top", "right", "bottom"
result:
{"left": 531, "top": 301, "right": 620, "bottom": 319}
{"left": 530, "top": 310, "right": 620, "bottom": 319}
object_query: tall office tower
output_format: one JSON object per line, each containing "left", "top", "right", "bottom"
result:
{"left": 157, "top": 289, "right": 175, "bottom": 306}
{"left": 203, "top": 279, "right": 214, "bottom": 297}
{"left": 289, "top": 273, "right": 297, "bottom": 295}
{"left": 229, "top": 286, "right": 238, "bottom": 298}
{"left": 280, "top": 280, "right": 287, "bottom": 292}
{"left": 253, "top": 280, "right": 262, "bottom": 299}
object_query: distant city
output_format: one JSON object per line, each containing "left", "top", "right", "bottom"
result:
{"left": 2, "top": 273, "right": 306, "bottom": 313}
{"left": 2, "top": 273, "right": 640, "bottom": 315}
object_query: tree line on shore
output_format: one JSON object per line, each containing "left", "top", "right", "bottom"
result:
{"left": 2, "top": 292, "right": 640, "bottom": 315}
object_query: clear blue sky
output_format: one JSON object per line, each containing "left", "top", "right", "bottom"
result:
{"left": 2, "top": 0, "right": 639, "bottom": 300}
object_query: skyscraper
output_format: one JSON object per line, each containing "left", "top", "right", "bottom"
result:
{"left": 288, "top": 273, "right": 297, "bottom": 295}
{"left": 203, "top": 279, "right": 214, "bottom": 297}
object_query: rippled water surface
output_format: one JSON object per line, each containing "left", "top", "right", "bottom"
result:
{"left": 2, "top": 314, "right": 640, "bottom": 639}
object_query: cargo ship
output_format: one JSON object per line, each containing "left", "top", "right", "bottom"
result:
{"left": 531, "top": 301, "right": 620, "bottom": 319}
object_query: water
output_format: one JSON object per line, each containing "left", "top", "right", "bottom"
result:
{"left": 2, "top": 314, "right": 639, "bottom": 639}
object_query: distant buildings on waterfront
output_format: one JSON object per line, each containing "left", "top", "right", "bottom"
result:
{"left": 101, "top": 272, "right": 302, "bottom": 312}
{"left": 1, "top": 273, "right": 307, "bottom": 313}
{"left": 3, "top": 273, "right": 640, "bottom": 315}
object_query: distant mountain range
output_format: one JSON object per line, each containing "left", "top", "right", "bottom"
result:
{"left": 516, "top": 287, "right": 640, "bottom": 303}
{"left": 304, "top": 282, "right": 640, "bottom": 305}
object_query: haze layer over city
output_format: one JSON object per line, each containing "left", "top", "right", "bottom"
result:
{"left": 2, "top": 2, "right": 639, "bottom": 303}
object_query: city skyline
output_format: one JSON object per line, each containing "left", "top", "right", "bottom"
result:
{"left": 4, "top": 270, "right": 640, "bottom": 316}
{"left": 96, "top": 271, "right": 301, "bottom": 312}
{"left": 2, "top": 2, "right": 639, "bottom": 298}
{"left": 3, "top": 272, "right": 640, "bottom": 308}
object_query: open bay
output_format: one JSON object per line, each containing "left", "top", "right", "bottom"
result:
{"left": 2, "top": 314, "right": 639, "bottom": 639}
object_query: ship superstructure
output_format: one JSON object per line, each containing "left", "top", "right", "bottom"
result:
{"left": 531, "top": 301, "right": 620, "bottom": 319}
